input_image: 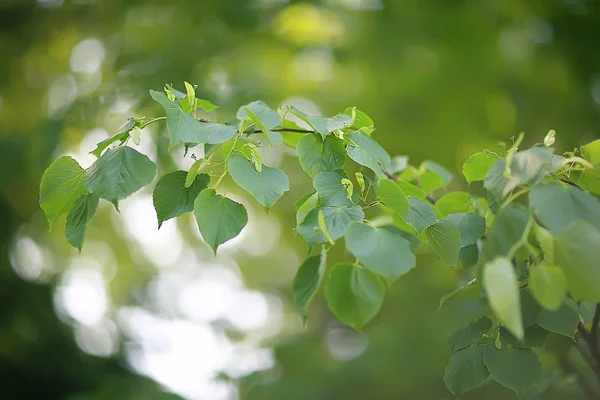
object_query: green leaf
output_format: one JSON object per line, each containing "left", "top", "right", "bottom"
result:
{"left": 313, "top": 170, "right": 358, "bottom": 207}
{"left": 445, "top": 213, "right": 486, "bottom": 248}
{"left": 39, "top": 156, "right": 88, "bottom": 230}
{"left": 459, "top": 244, "right": 479, "bottom": 268}
{"left": 404, "top": 197, "right": 436, "bottom": 233}
{"left": 520, "top": 289, "right": 541, "bottom": 327}
{"left": 346, "top": 132, "right": 391, "bottom": 178}
{"left": 500, "top": 325, "right": 548, "bottom": 349}
{"left": 195, "top": 98, "right": 218, "bottom": 113}
{"left": 529, "top": 265, "right": 567, "bottom": 311}
{"left": 529, "top": 182, "right": 600, "bottom": 235}
{"left": 292, "top": 248, "right": 327, "bottom": 323}
{"left": 443, "top": 345, "right": 489, "bottom": 398}
{"left": 425, "top": 220, "right": 461, "bottom": 267}
{"left": 342, "top": 107, "right": 374, "bottom": 133}
{"left": 295, "top": 191, "right": 316, "bottom": 213}
{"left": 419, "top": 170, "right": 446, "bottom": 194}
{"left": 555, "top": 221, "right": 600, "bottom": 302}
{"left": 534, "top": 224, "right": 555, "bottom": 264}
{"left": 130, "top": 127, "right": 142, "bottom": 145}
{"left": 289, "top": 106, "right": 351, "bottom": 140}
{"left": 324, "top": 263, "right": 385, "bottom": 330}
{"left": 483, "top": 344, "right": 541, "bottom": 396}
{"left": 483, "top": 257, "right": 523, "bottom": 340}
{"left": 537, "top": 302, "right": 579, "bottom": 338}
{"left": 448, "top": 317, "right": 493, "bottom": 351}
{"left": 544, "top": 129, "right": 556, "bottom": 147}
{"left": 185, "top": 158, "right": 205, "bottom": 188}
{"left": 296, "top": 134, "right": 345, "bottom": 178}
{"left": 421, "top": 160, "right": 453, "bottom": 185}
{"left": 479, "top": 204, "right": 529, "bottom": 265}
{"left": 90, "top": 119, "right": 135, "bottom": 157}
{"left": 345, "top": 222, "right": 416, "bottom": 282}
{"left": 85, "top": 146, "right": 156, "bottom": 204}
{"left": 205, "top": 123, "right": 237, "bottom": 145}
{"left": 462, "top": 150, "right": 499, "bottom": 184}
{"left": 375, "top": 179, "right": 409, "bottom": 218}
{"left": 578, "top": 167, "right": 600, "bottom": 197}
{"left": 355, "top": 172, "right": 366, "bottom": 193}
{"left": 65, "top": 193, "right": 99, "bottom": 251}
{"left": 582, "top": 138, "right": 600, "bottom": 164}
{"left": 150, "top": 90, "right": 208, "bottom": 149}
{"left": 396, "top": 180, "right": 426, "bottom": 199}
{"left": 318, "top": 209, "right": 335, "bottom": 245}
{"left": 152, "top": 171, "right": 210, "bottom": 228}
{"left": 193, "top": 189, "right": 248, "bottom": 252}
{"left": 485, "top": 146, "right": 553, "bottom": 198}
{"left": 228, "top": 154, "right": 289, "bottom": 210}
{"left": 297, "top": 205, "right": 363, "bottom": 246}
{"left": 238, "top": 101, "right": 282, "bottom": 144}
{"left": 435, "top": 192, "right": 471, "bottom": 217}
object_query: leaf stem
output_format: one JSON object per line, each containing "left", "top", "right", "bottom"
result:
{"left": 139, "top": 116, "right": 166, "bottom": 129}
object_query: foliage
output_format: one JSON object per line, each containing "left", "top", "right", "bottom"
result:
{"left": 40, "top": 82, "right": 600, "bottom": 398}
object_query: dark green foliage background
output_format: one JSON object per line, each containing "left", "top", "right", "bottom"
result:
{"left": 2, "top": 0, "right": 600, "bottom": 399}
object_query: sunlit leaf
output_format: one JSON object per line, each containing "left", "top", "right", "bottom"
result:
{"left": 435, "top": 192, "right": 471, "bottom": 217}
{"left": 39, "top": 156, "right": 88, "bottom": 230}
{"left": 396, "top": 180, "right": 426, "bottom": 199}
{"left": 343, "top": 106, "right": 374, "bottom": 133}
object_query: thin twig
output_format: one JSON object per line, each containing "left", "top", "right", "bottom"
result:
{"left": 559, "top": 177, "right": 580, "bottom": 188}
{"left": 253, "top": 128, "right": 315, "bottom": 134}
{"left": 577, "top": 322, "right": 600, "bottom": 381}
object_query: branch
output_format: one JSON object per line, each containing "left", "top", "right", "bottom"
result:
{"left": 592, "top": 304, "right": 600, "bottom": 345}
{"left": 252, "top": 127, "right": 315, "bottom": 134}
{"left": 559, "top": 177, "right": 581, "bottom": 189}
{"left": 577, "top": 321, "right": 600, "bottom": 382}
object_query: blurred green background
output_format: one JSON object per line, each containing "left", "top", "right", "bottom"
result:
{"left": 1, "top": 0, "right": 600, "bottom": 399}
